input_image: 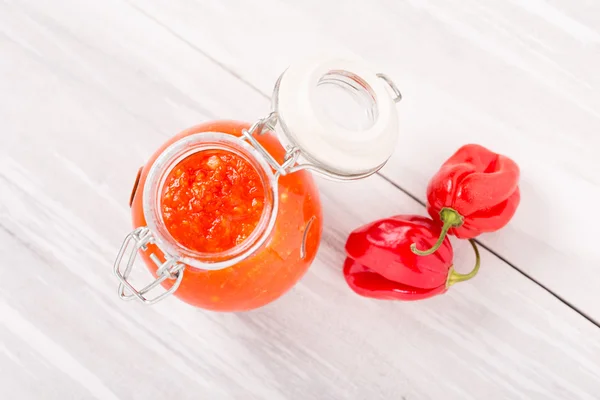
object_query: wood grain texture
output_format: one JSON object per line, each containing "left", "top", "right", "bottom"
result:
{"left": 1, "top": 0, "right": 600, "bottom": 399}
{"left": 117, "top": 0, "right": 600, "bottom": 322}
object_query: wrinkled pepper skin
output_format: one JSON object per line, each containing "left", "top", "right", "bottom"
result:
{"left": 345, "top": 215, "right": 453, "bottom": 290}
{"left": 343, "top": 258, "right": 448, "bottom": 301}
{"left": 427, "top": 144, "right": 520, "bottom": 239}
{"left": 344, "top": 215, "right": 481, "bottom": 301}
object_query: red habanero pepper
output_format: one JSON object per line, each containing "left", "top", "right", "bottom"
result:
{"left": 411, "top": 144, "right": 520, "bottom": 256}
{"left": 344, "top": 215, "right": 480, "bottom": 301}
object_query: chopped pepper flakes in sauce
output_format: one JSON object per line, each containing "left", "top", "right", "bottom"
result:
{"left": 161, "top": 150, "right": 265, "bottom": 253}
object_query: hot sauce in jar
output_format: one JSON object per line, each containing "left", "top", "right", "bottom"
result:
{"left": 161, "top": 148, "right": 266, "bottom": 254}
{"left": 114, "top": 56, "right": 402, "bottom": 311}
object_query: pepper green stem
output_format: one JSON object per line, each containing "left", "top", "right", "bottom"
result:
{"left": 411, "top": 207, "right": 464, "bottom": 256}
{"left": 446, "top": 240, "right": 481, "bottom": 288}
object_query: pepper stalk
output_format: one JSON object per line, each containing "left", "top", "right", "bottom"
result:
{"left": 446, "top": 239, "right": 480, "bottom": 287}
{"left": 411, "top": 207, "right": 463, "bottom": 256}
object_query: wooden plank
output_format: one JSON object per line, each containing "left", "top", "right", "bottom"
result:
{"left": 3, "top": 162, "right": 600, "bottom": 399}
{"left": 1, "top": 1, "right": 600, "bottom": 399}
{"left": 115, "top": 0, "right": 600, "bottom": 323}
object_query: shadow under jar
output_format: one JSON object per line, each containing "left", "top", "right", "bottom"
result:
{"left": 114, "top": 56, "right": 402, "bottom": 311}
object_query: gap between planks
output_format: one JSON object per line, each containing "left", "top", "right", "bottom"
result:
{"left": 377, "top": 173, "right": 600, "bottom": 330}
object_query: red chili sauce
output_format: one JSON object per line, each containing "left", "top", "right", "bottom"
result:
{"left": 161, "top": 150, "right": 265, "bottom": 253}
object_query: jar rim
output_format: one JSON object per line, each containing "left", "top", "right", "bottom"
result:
{"left": 143, "top": 132, "right": 279, "bottom": 271}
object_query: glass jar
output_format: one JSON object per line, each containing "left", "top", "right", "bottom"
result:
{"left": 114, "top": 56, "right": 402, "bottom": 311}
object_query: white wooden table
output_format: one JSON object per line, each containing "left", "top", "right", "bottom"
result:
{"left": 1, "top": 1, "right": 599, "bottom": 399}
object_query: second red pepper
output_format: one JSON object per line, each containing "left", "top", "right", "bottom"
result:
{"left": 411, "top": 144, "right": 520, "bottom": 256}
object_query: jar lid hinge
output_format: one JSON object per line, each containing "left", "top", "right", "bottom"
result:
{"left": 114, "top": 227, "right": 184, "bottom": 305}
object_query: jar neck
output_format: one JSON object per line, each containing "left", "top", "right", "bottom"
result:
{"left": 143, "top": 132, "right": 278, "bottom": 271}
